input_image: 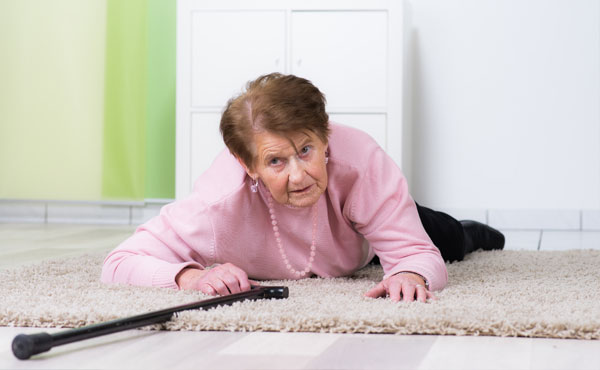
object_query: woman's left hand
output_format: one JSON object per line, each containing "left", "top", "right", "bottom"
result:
{"left": 364, "top": 272, "right": 437, "bottom": 303}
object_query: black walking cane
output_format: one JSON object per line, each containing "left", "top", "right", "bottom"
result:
{"left": 12, "top": 285, "right": 288, "bottom": 360}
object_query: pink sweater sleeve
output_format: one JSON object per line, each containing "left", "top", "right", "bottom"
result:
{"left": 101, "top": 194, "right": 214, "bottom": 289}
{"left": 349, "top": 148, "right": 448, "bottom": 291}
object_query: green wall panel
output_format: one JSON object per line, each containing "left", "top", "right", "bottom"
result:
{"left": 145, "top": 0, "right": 176, "bottom": 199}
{"left": 102, "top": 0, "right": 147, "bottom": 200}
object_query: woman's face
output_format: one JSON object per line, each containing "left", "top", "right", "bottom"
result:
{"left": 244, "top": 130, "right": 328, "bottom": 208}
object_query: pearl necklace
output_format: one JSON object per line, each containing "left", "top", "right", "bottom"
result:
{"left": 267, "top": 193, "right": 317, "bottom": 277}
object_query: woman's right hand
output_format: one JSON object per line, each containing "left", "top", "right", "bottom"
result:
{"left": 175, "top": 263, "right": 258, "bottom": 296}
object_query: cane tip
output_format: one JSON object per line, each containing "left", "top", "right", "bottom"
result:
{"left": 12, "top": 334, "right": 35, "bottom": 360}
{"left": 12, "top": 333, "right": 53, "bottom": 360}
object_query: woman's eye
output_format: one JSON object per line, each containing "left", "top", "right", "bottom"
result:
{"left": 269, "top": 158, "right": 281, "bottom": 166}
{"left": 300, "top": 146, "right": 311, "bottom": 156}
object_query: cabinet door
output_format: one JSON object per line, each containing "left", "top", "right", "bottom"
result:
{"left": 328, "top": 114, "right": 387, "bottom": 150}
{"left": 291, "top": 11, "right": 388, "bottom": 111}
{"left": 191, "top": 11, "right": 286, "bottom": 108}
{"left": 190, "top": 113, "right": 225, "bottom": 189}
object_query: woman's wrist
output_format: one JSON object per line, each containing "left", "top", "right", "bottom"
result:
{"left": 175, "top": 267, "right": 205, "bottom": 289}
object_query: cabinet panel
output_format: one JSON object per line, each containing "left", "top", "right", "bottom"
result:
{"left": 190, "top": 113, "right": 225, "bottom": 189}
{"left": 291, "top": 11, "right": 388, "bottom": 110}
{"left": 191, "top": 11, "right": 286, "bottom": 108}
{"left": 329, "top": 114, "right": 387, "bottom": 150}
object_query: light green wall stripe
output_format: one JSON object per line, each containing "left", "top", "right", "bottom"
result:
{"left": 102, "top": 0, "right": 147, "bottom": 200}
{"left": 0, "top": 0, "right": 106, "bottom": 200}
{"left": 145, "top": 0, "right": 176, "bottom": 199}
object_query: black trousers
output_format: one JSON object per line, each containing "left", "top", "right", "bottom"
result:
{"left": 371, "top": 202, "right": 466, "bottom": 264}
{"left": 415, "top": 203, "right": 466, "bottom": 262}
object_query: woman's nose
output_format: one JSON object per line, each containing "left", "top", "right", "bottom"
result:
{"left": 288, "top": 158, "right": 305, "bottom": 183}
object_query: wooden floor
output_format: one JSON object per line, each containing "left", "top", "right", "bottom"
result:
{"left": 0, "top": 223, "right": 599, "bottom": 370}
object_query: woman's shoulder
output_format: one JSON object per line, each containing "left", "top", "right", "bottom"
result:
{"left": 156, "top": 150, "right": 250, "bottom": 231}
{"left": 328, "top": 122, "right": 382, "bottom": 169}
{"left": 191, "top": 149, "right": 247, "bottom": 204}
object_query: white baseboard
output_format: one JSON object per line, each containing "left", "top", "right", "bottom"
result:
{"left": 1, "top": 200, "right": 599, "bottom": 231}
{"left": 582, "top": 210, "right": 600, "bottom": 230}
{"left": 0, "top": 201, "right": 46, "bottom": 223}
{"left": 0, "top": 199, "right": 172, "bottom": 225}
{"left": 426, "top": 208, "right": 599, "bottom": 231}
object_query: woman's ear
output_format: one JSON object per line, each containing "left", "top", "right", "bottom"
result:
{"left": 235, "top": 155, "right": 255, "bottom": 179}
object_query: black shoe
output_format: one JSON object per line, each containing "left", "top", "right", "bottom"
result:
{"left": 460, "top": 220, "right": 505, "bottom": 254}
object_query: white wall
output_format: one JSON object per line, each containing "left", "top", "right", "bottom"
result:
{"left": 409, "top": 0, "right": 600, "bottom": 211}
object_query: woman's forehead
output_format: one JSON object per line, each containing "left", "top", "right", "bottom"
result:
{"left": 254, "top": 130, "right": 315, "bottom": 155}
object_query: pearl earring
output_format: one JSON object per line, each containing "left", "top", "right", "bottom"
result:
{"left": 250, "top": 178, "right": 259, "bottom": 193}
{"left": 325, "top": 156, "right": 329, "bottom": 164}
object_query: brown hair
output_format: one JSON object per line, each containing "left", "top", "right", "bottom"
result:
{"left": 220, "top": 73, "right": 330, "bottom": 170}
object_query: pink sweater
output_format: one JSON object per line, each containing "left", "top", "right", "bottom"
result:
{"left": 101, "top": 123, "right": 448, "bottom": 291}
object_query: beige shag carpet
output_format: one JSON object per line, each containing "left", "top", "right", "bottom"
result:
{"left": 1, "top": 250, "right": 599, "bottom": 340}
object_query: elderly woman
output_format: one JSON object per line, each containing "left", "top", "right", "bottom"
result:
{"left": 101, "top": 73, "right": 504, "bottom": 302}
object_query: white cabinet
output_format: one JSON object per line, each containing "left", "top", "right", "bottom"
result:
{"left": 177, "top": 0, "right": 409, "bottom": 199}
{"left": 290, "top": 11, "right": 388, "bottom": 110}
{"left": 190, "top": 113, "right": 223, "bottom": 184}
{"left": 190, "top": 11, "right": 286, "bottom": 108}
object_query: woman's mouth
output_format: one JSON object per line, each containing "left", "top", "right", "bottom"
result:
{"left": 291, "top": 184, "right": 313, "bottom": 194}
